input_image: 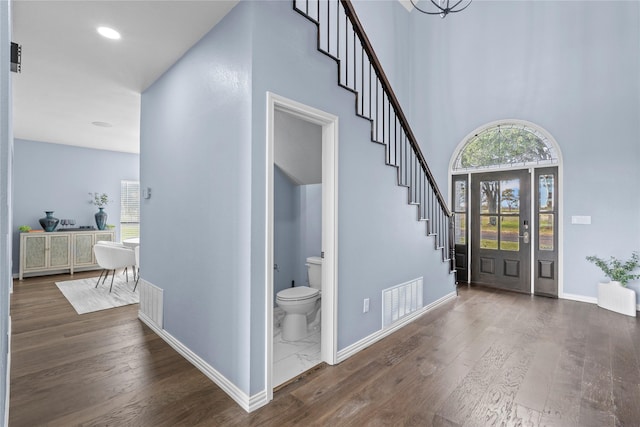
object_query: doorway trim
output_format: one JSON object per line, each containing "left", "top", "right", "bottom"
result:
{"left": 265, "top": 92, "right": 338, "bottom": 402}
{"left": 448, "top": 119, "right": 564, "bottom": 298}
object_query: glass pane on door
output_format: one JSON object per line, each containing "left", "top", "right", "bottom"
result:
{"left": 500, "top": 179, "right": 520, "bottom": 214}
{"left": 454, "top": 181, "right": 466, "bottom": 211}
{"left": 480, "top": 181, "right": 499, "bottom": 214}
{"left": 539, "top": 213, "right": 554, "bottom": 251}
{"left": 500, "top": 216, "right": 519, "bottom": 251}
{"left": 480, "top": 216, "right": 498, "bottom": 249}
{"left": 455, "top": 213, "right": 466, "bottom": 244}
{"left": 539, "top": 175, "right": 554, "bottom": 212}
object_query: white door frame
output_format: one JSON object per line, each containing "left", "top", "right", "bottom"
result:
{"left": 265, "top": 92, "right": 338, "bottom": 402}
{"left": 448, "top": 119, "right": 564, "bottom": 298}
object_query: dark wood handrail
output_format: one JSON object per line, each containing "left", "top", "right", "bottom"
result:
{"left": 339, "top": 0, "right": 452, "bottom": 217}
{"left": 293, "top": 0, "right": 456, "bottom": 266}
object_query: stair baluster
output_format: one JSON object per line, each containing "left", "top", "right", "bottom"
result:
{"left": 293, "top": 0, "right": 456, "bottom": 269}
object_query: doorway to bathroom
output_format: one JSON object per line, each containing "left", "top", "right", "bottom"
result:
{"left": 266, "top": 93, "right": 338, "bottom": 401}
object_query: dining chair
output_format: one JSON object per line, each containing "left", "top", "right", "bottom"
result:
{"left": 93, "top": 242, "right": 136, "bottom": 293}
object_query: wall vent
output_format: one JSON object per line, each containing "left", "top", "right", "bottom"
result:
{"left": 139, "top": 279, "right": 164, "bottom": 328}
{"left": 382, "top": 277, "right": 423, "bottom": 328}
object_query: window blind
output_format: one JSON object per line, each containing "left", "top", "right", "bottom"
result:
{"left": 120, "top": 180, "right": 140, "bottom": 239}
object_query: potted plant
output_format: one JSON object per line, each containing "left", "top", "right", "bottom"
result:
{"left": 586, "top": 252, "right": 639, "bottom": 317}
{"left": 18, "top": 225, "right": 31, "bottom": 233}
{"left": 89, "top": 192, "right": 111, "bottom": 230}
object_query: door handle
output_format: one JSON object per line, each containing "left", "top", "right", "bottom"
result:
{"left": 519, "top": 231, "right": 529, "bottom": 244}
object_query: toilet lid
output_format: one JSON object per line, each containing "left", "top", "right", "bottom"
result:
{"left": 277, "top": 286, "right": 319, "bottom": 301}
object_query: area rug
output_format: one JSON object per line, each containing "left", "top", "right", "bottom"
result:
{"left": 55, "top": 274, "right": 139, "bottom": 314}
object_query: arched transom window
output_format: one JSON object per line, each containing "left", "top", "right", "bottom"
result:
{"left": 452, "top": 123, "right": 559, "bottom": 172}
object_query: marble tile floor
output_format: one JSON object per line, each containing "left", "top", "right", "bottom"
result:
{"left": 273, "top": 307, "right": 321, "bottom": 387}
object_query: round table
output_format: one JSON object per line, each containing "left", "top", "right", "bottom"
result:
{"left": 122, "top": 237, "right": 140, "bottom": 248}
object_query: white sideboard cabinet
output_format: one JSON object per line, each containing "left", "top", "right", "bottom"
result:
{"left": 19, "top": 230, "right": 115, "bottom": 280}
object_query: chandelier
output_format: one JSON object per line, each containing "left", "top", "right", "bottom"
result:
{"left": 410, "top": 0, "right": 473, "bottom": 18}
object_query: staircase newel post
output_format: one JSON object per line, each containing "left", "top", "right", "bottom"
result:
{"left": 449, "top": 214, "right": 456, "bottom": 272}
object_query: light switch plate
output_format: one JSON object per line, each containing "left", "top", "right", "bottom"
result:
{"left": 571, "top": 215, "right": 591, "bottom": 225}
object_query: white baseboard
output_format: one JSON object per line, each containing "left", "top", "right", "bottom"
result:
{"left": 4, "top": 316, "right": 10, "bottom": 427}
{"left": 561, "top": 293, "right": 597, "bottom": 305}
{"left": 138, "top": 312, "right": 268, "bottom": 413}
{"left": 561, "top": 292, "right": 640, "bottom": 312}
{"left": 336, "top": 291, "right": 456, "bottom": 363}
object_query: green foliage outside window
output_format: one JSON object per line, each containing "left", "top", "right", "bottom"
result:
{"left": 455, "top": 125, "right": 554, "bottom": 170}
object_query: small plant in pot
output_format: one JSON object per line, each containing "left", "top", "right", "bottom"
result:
{"left": 586, "top": 252, "right": 640, "bottom": 287}
{"left": 89, "top": 192, "right": 111, "bottom": 208}
{"left": 89, "top": 192, "right": 111, "bottom": 230}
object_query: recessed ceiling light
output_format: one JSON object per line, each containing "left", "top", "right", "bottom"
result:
{"left": 97, "top": 26, "right": 121, "bottom": 40}
{"left": 92, "top": 121, "right": 113, "bottom": 128}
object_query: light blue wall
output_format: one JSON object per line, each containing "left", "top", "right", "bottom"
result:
{"left": 407, "top": 0, "right": 640, "bottom": 300}
{"left": 274, "top": 165, "right": 297, "bottom": 298}
{"left": 0, "top": 0, "right": 12, "bottom": 421}
{"left": 141, "top": 0, "right": 454, "bottom": 398}
{"left": 274, "top": 166, "right": 322, "bottom": 300}
{"left": 250, "top": 0, "right": 453, "bottom": 388}
{"left": 351, "top": 0, "right": 413, "bottom": 123}
{"left": 12, "top": 139, "right": 139, "bottom": 274}
{"left": 140, "top": 2, "right": 253, "bottom": 394}
{"left": 295, "top": 183, "right": 322, "bottom": 286}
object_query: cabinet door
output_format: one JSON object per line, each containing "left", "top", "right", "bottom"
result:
{"left": 49, "top": 235, "right": 71, "bottom": 268}
{"left": 95, "top": 232, "right": 114, "bottom": 243}
{"left": 24, "top": 235, "right": 46, "bottom": 270}
{"left": 74, "top": 233, "right": 95, "bottom": 266}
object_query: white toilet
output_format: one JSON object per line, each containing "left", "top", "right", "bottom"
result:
{"left": 276, "top": 256, "right": 322, "bottom": 341}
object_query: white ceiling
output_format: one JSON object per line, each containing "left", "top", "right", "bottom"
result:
{"left": 11, "top": 0, "right": 239, "bottom": 154}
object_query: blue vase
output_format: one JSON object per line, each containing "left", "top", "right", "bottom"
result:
{"left": 95, "top": 208, "right": 108, "bottom": 230}
{"left": 39, "top": 211, "right": 59, "bottom": 232}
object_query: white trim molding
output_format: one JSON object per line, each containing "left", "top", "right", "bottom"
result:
{"left": 4, "top": 316, "right": 10, "bottom": 427}
{"left": 561, "top": 293, "right": 597, "bottom": 305}
{"left": 448, "top": 119, "right": 564, "bottom": 298}
{"left": 266, "top": 92, "right": 339, "bottom": 403}
{"left": 138, "top": 312, "right": 268, "bottom": 413}
{"left": 562, "top": 291, "right": 640, "bottom": 314}
{"left": 337, "top": 291, "right": 456, "bottom": 363}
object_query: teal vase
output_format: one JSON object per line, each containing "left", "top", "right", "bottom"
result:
{"left": 39, "top": 211, "right": 59, "bottom": 232}
{"left": 95, "top": 207, "right": 108, "bottom": 230}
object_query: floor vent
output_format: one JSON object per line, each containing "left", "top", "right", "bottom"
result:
{"left": 382, "top": 278, "right": 423, "bottom": 328}
{"left": 139, "top": 279, "right": 164, "bottom": 328}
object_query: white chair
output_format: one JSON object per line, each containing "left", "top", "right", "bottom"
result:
{"left": 93, "top": 242, "right": 136, "bottom": 293}
{"left": 95, "top": 240, "right": 135, "bottom": 281}
{"left": 133, "top": 245, "right": 140, "bottom": 292}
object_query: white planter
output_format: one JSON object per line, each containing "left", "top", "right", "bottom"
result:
{"left": 597, "top": 281, "right": 637, "bottom": 317}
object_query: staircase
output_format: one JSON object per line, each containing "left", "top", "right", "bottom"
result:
{"left": 293, "top": 0, "right": 455, "bottom": 270}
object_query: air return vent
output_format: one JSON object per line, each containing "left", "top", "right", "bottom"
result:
{"left": 139, "top": 280, "right": 164, "bottom": 328}
{"left": 382, "top": 277, "right": 423, "bottom": 328}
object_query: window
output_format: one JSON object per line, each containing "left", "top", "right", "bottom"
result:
{"left": 452, "top": 123, "right": 559, "bottom": 172}
{"left": 120, "top": 180, "right": 139, "bottom": 239}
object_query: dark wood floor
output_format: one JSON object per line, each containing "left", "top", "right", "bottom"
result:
{"left": 9, "top": 273, "right": 640, "bottom": 426}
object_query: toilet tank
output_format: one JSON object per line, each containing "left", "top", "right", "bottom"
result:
{"left": 306, "top": 256, "right": 322, "bottom": 289}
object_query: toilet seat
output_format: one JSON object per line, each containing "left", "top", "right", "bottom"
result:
{"left": 276, "top": 286, "right": 319, "bottom": 302}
